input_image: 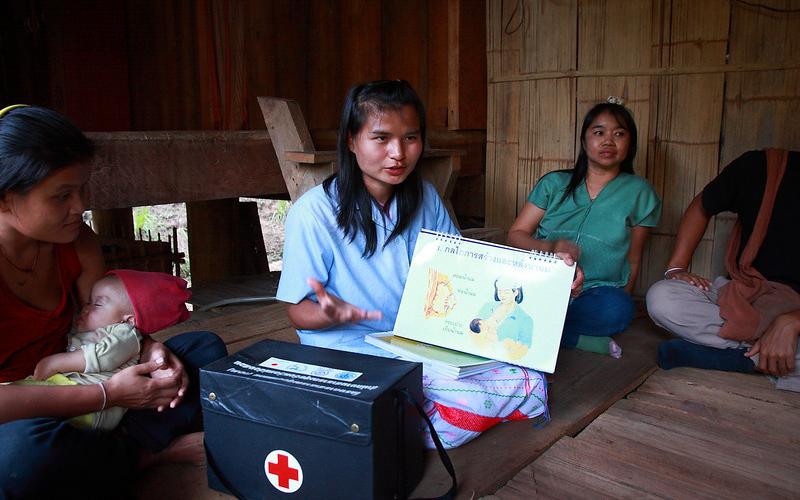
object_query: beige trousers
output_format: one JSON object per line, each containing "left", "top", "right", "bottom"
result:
{"left": 647, "top": 277, "right": 800, "bottom": 392}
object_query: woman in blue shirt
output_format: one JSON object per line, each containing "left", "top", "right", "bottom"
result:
{"left": 276, "top": 81, "right": 550, "bottom": 449}
{"left": 276, "top": 80, "right": 458, "bottom": 355}
{"left": 508, "top": 99, "right": 662, "bottom": 358}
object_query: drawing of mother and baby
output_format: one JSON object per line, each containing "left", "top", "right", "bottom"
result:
{"left": 469, "top": 278, "right": 533, "bottom": 361}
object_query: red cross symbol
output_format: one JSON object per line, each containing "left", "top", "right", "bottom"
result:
{"left": 268, "top": 454, "right": 298, "bottom": 488}
{"left": 264, "top": 450, "right": 303, "bottom": 492}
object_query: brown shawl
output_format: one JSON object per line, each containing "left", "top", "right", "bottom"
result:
{"left": 718, "top": 149, "right": 800, "bottom": 341}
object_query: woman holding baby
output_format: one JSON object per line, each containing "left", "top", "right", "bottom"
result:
{"left": 0, "top": 105, "right": 226, "bottom": 497}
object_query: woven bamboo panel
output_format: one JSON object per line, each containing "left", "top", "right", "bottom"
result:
{"left": 487, "top": 1, "right": 523, "bottom": 226}
{"left": 517, "top": 79, "right": 576, "bottom": 213}
{"left": 520, "top": 0, "right": 576, "bottom": 74}
{"left": 577, "top": 0, "right": 659, "bottom": 295}
{"left": 642, "top": 0, "right": 728, "bottom": 288}
{"left": 486, "top": 0, "right": 800, "bottom": 294}
{"left": 723, "top": 0, "right": 800, "bottom": 164}
{"left": 653, "top": 0, "right": 728, "bottom": 213}
{"left": 486, "top": 0, "right": 576, "bottom": 227}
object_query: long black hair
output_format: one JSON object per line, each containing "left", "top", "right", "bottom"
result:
{"left": 323, "top": 80, "right": 425, "bottom": 257}
{"left": 561, "top": 102, "right": 637, "bottom": 202}
{"left": 0, "top": 106, "right": 93, "bottom": 196}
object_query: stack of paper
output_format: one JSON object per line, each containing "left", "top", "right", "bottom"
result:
{"left": 365, "top": 332, "right": 502, "bottom": 379}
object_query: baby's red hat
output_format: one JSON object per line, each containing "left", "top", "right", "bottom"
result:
{"left": 106, "top": 270, "right": 191, "bottom": 335}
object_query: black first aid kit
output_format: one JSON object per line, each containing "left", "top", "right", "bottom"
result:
{"left": 200, "top": 340, "right": 456, "bottom": 499}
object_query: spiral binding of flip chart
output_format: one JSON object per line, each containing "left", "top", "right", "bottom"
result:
{"left": 526, "top": 250, "right": 558, "bottom": 263}
{"left": 430, "top": 230, "right": 463, "bottom": 249}
{"left": 421, "top": 229, "right": 560, "bottom": 264}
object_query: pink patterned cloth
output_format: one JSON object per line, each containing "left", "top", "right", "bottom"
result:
{"left": 421, "top": 365, "right": 548, "bottom": 449}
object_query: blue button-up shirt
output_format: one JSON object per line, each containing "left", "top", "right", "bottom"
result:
{"left": 277, "top": 179, "right": 459, "bottom": 353}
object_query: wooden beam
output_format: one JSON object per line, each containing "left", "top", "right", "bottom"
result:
{"left": 489, "top": 62, "right": 800, "bottom": 83}
{"left": 84, "top": 131, "right": 285, "bottom": 210}
{"left": 83, "top": 128, "right": 470, "bottom": 212}
{"left": 285, "top": 148, "right": 465, "bottom": 165}
{"left": 284, "top": 150, "right": 337, "bottom": 164}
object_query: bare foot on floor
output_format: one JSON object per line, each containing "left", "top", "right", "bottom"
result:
{"left": 140, "top": 432, "right": 206, "bottom": 469}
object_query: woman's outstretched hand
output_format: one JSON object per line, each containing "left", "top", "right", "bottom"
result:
{"left": 104, "top": 358, "right": 183, "bottom": 410}
{"left": 307, "top": 278, "right": 383, "bottom": 325}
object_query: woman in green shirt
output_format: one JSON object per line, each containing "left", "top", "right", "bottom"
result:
{"left": 507, "top": 100, "right": 661, "bottom": 358}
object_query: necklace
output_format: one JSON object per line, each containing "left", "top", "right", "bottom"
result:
{"left": 585, "top": 179, "right": 610, "bottom": 201}
{"left": 0, "top": 241, "right": 41, "bottom": 286}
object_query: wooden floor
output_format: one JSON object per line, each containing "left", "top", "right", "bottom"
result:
{"left": 142, "top": 303, "right": 296, "bottom": 500}
{"left": 491, "top": 367, "right": 800, "bottom": 499}
{"left": 141, "top": 307, "right": 674, "bottom": 499}
{"left": 141, "top": 300, "right": 799, "bottom": 499}
{"left": 411, "top": 316, "right": 667, "bottom": 498}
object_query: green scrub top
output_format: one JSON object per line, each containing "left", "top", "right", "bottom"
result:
{"left": 528, "top": 170, "right": 661, "bottom": 290}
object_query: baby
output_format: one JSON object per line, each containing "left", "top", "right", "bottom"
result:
{"left": 30, "top": 269, "right": 190, "bottom": 430}
{"left": 468, "top": 317, "right": 531, "bottom": 360}
{"left": 468, "top": 317, "right": 500, "bottom": 352}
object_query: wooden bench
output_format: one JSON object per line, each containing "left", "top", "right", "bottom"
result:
{"left": 257, "top": 96, "right": 463, "bottom": 224}
{"left": 257, "top": 95, "right": 505, "bottom": 243}
{"left": 85, "top": 99, "right": 476, "bottom": 283}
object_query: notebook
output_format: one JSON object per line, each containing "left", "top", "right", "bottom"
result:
{"left": 364, "top": 332, "right": 502, "bottom": 378}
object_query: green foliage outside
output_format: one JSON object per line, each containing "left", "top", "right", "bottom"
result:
{"left": 272, "top": 200, "right": 290, "bottom": 224}
{"left": 133, "top": 206, "right": 153, "bottom": 236}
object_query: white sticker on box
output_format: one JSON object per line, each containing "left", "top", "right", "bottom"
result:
{"left": 259, "top": 357, "right": 363, "bottom": 381}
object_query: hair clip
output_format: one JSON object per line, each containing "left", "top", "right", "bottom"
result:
{"left": 0, "top": 104, "right": 28, "bottom": 119}
{"left": 606, "top": 96, "right": 625, "bottom": 106}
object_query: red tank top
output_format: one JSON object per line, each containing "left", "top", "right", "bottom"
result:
{"left": 0, "top": 243, "right": 81, "bottom": 382}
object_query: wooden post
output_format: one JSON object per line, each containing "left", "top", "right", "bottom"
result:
{"left": 186, "top": 199, "right": 268, "bottom": 285}
{"left": 448, "top": 0, "right": 487, "bottom": 130}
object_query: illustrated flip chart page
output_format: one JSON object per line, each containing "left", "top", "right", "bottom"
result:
{"left": 393, "top": 230, "right": 575, "bottom": 373}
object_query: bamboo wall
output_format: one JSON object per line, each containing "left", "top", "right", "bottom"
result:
{"left": 487, "top": 0, "right": 800, "bottom": 296}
